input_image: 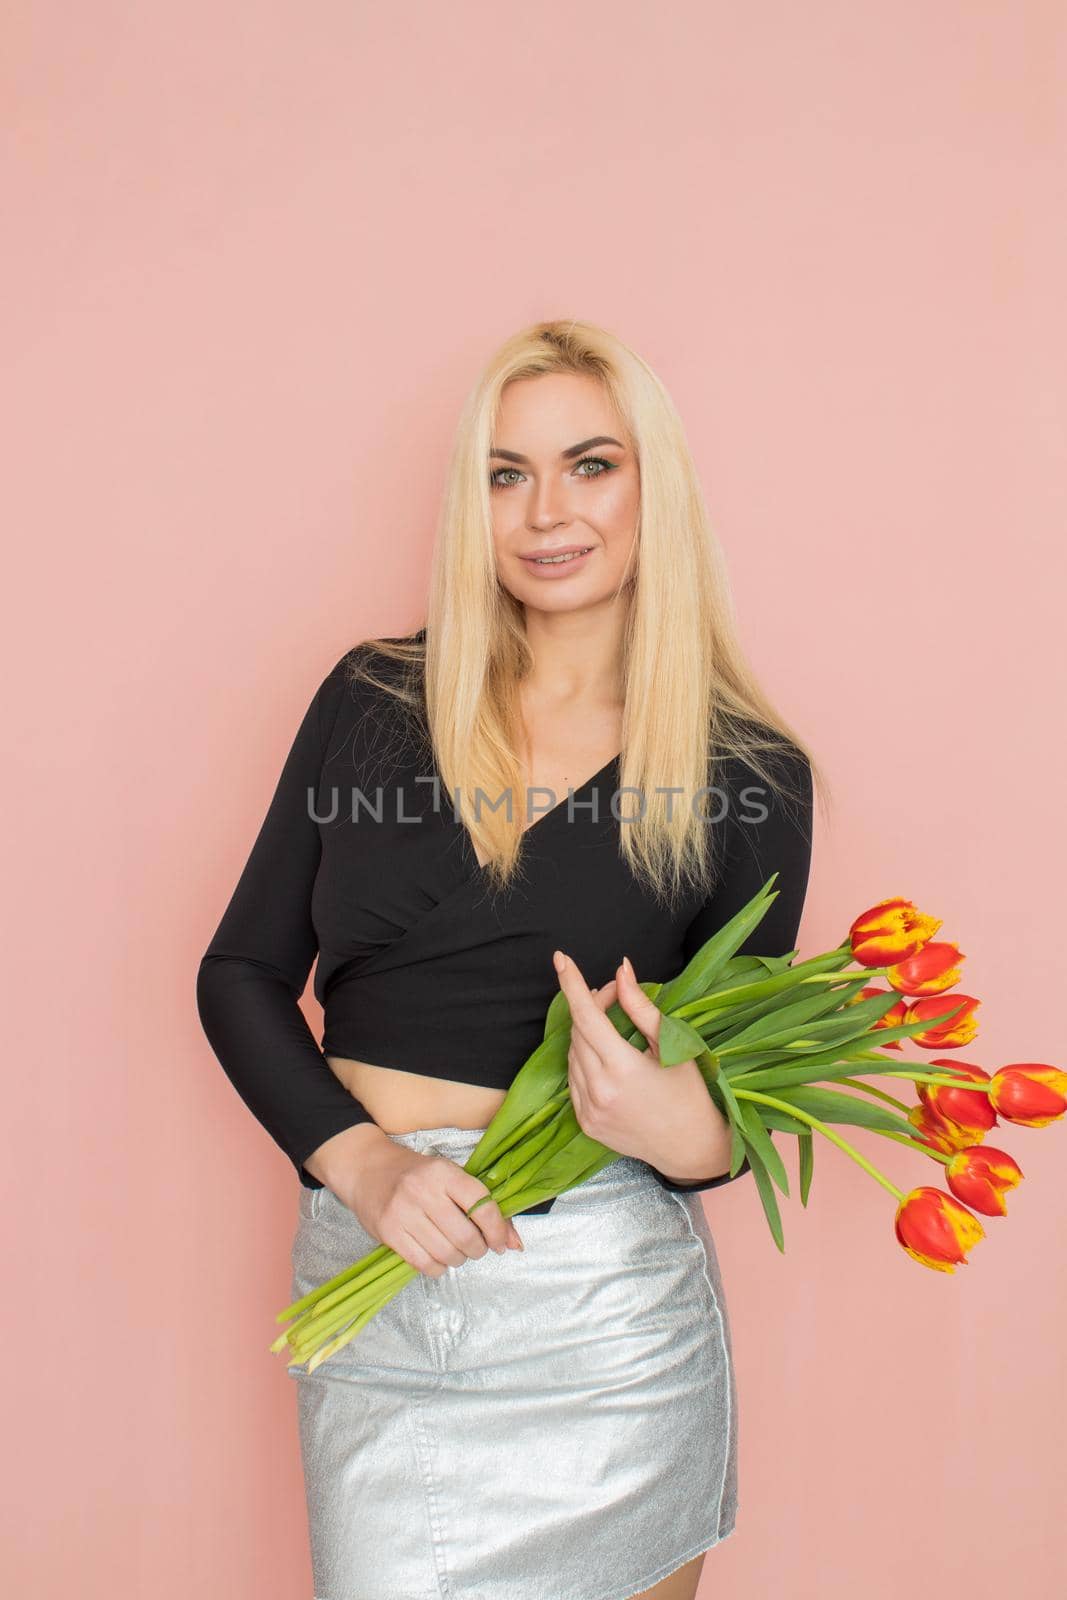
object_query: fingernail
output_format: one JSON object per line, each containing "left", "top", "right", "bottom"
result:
{"left": 552, "top": 950, "right": 566, "bottom": 971}
{"left": 622, "top": 955, "right": 634, "bottom": 976}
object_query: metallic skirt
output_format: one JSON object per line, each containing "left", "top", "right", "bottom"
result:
{"left": 287, "top": 1124, "right": 740, "bottom": 1600}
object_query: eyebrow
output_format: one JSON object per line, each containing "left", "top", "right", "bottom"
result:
{"left": 488, "top": 435, "right": 625, "bottom": 464}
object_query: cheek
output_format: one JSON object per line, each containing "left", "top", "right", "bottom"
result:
{"left": 590, "top": 473, "right": 639, "bottom": 537}
{"left": 591, "top": 480, "right": 639, "bottom": 570}
{"left": 488, "top": 504, "right": 508, "bottom": 545}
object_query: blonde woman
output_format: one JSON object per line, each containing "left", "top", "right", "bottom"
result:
{"left": 197, "top": 319, "right": 821, "bottom": 1600}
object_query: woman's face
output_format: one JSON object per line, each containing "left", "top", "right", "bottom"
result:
{"left": 488, "top": 373, "right": 640, "bottom": 614}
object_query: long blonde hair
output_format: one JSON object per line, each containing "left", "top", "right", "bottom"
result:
{"left": 347, "top": 317, "right": 829, "bottom": 907}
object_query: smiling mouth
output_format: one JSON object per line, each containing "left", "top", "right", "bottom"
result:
{"left": 523, "top": 547, "right": 594, "bottom": 566}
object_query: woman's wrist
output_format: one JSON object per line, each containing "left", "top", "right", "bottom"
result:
{"left": 641, "top": 1064, "right": 733, "bottom": 1182}
{"left": 303, "top": 1120, "right": 393, "bottom": 1188}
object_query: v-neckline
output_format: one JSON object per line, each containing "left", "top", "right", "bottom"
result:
{"left": 459, "top": 751, "right": 621, "bottom": 873}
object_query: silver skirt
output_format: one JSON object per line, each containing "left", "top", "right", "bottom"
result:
{"left": 287, "top": 1124, "right": 740, "bottom": 1600}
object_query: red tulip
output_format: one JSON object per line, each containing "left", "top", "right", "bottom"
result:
{"left": 849, "top": 984, "right": 906, "bottom": 1049}
{"left": 887, "top": 941, "right": 964, "bottom": 997}
{"left": 894, "top": 1187, "right": 985, "bottom": 1272}
{"left": 988, "top": 1064, "right": 1067, "bottom": 1128}
{"left": 849, "top": 898, "right": 942, "bottom": 967}
{"left": 907, "top": 1102, "right": 973, "bottom": 1154}
{"left": 903, "top": 994, "right": 980, "bottom": 1049}
{"left": 944, "top": 1146, "right": 1023, "bottom": 1217}
{"left": 918, "top": 1058, "right": 997, "bottom": 1138}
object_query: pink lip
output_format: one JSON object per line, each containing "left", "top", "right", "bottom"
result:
{"left": 519, "top": 545, "right": 595, "bottom": 576}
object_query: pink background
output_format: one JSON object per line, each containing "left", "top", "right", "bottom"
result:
{"left": 4, "top": 3, "right": 1064, "bottom": 1595}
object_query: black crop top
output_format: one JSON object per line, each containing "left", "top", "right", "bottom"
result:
{"left": 196, "top": 634, "right": 814, "bottom": 1215}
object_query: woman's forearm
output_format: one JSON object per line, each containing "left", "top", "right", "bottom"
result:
{"left": 304, "top": 1120, "right": 395, "bottom": 1189}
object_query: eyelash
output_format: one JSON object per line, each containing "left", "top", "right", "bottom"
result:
{"left": 489, "top": 455, "right": 617, "bottom": 490}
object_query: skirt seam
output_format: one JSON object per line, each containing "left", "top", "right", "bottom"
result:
{"left": 664, "top": 1191, "right": 733, "bottom": 1541}
{"left": 407, "top": 1387, "right": 453, "bottom": 1597}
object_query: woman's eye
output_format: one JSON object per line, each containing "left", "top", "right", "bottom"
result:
{"left": 489, "top": 456, "right": 616, "bottom": 489}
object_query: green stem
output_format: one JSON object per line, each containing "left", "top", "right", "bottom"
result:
{"left": 834, "top": 1075, "right": 913, "bottom": 1112}
{"left": 870, "top": 1125, "right": 952, "bottom": 1166}
{"left": 290, "top": 1257, "right": 407, "bottom": 1335}
{"left": 833, "top": 1075, "right": 982, "bottom": 1149}
{"left": 733, "top": 1088, "right": 905, "bottom": 1201}
{"left": 875, "top": 1067, "right": 993, "bottom": 1092}
{"left": 288, "top": 1238, "right": 412, "bottom": 1328}
{"left": 275, "top": 1239, "right": 395, "bottom": 1323}
{"left": 486, "top": 1114, "right": 582, "bottom": 1208}
{"left": 470, "top": 1087, "right": 572, "bottom": 1173}
{"left": 674, "top": 970, "right": 858, "bottom": 1026}
{"left": 473, "top": 1101, "right": 570, "bottom": 1190}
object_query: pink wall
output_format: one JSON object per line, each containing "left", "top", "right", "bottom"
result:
{"left": 4, "top": 3, "right": 1064, "bottom": 1595}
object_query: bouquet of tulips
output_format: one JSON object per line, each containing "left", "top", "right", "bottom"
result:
{"left": 273, "top": 874, "right": 1066, "bottom": 1373}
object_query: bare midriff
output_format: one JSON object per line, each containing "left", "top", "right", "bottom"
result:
{"left": 321, "top": 736, "right": 625, "bottom": 1135}
{"left": 324, "top": 1054, "right": 508, "bottom": 1134}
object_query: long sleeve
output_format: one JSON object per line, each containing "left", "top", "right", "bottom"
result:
{"left": 195, "top": 651, "right": 380, "bottom": 1188}
{"left": 649, "top": 736, "right": 815, "bottom": 1196}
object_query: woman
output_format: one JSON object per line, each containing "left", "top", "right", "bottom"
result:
{"left": 197, "top": 319, "right": 821, "bottom": 1600}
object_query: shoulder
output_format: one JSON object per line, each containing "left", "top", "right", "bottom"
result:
{"left": 715, "top": 717, "right": 812, "bottom": 796}
{"left": 317, "top": 630, "right": 428, "bottom": 756}
{"left": 712, "top": 719, "right": 813, "bottom": 854}
{"left": 320, "top": 628, "right": 425, "bottom": 702}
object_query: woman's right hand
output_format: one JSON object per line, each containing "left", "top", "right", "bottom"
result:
{"left": 334, "top": 1139, "right": 524, "bottom": 1277}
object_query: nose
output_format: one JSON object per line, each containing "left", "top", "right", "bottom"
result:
{"left": 526, "top": 474, "right": 572, "bottom": 530}
{"left": 531, "top": 486, "right": 572, "bottom": 531}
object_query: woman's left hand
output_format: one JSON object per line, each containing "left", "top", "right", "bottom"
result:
{"left": 552, "top": 949, "right": 730, "bottom": 1180}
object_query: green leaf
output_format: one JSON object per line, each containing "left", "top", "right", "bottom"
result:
{"left": 726, "top": 952, "right": 793, "bottom": 976}
{"left": 747, "top": 952, "right": 796, "bottom": 974}
{"left": 472, "top": 1095, "right": 571, "bottom": 1187}
{"left": 833, "top": 998, "right": 971, "bottom": 1052}
{"left": 708, "top": 1073, "right": 757, "bottom": 1179}
{"left": 676, "top": 948, "right": 858, "bottom": 1024}
{"left": 469, "top": 1031, "right": 571, "bottom": 1167}
{"left": 656, "top": 1012, "right": 709, "bottom": 1067}
{"left": 598, "top": 981, "right": 665, "bottom": 1052}
{"left": 655, "top": 877, "right": 783, "bottom": 1012}
{"left": 797, "top": 1129, "right": 814, "bottom": 1206}
{"left": 711, "top": 1067, "right": 744, "bottom": 1138}
{"left": 506, "top": 1125, "right": 621, "bottom": 1207}
{"left": 740, "top": 1133, "right": 786, "bottom": 1252}
{"left": 726, "top": 1115, "right": 748, "bottom": 1177}
{"left": 542, "top": 988, "right": 571, "bottom": 1040}
{"left": 727, "top": 1021, "right": 949, "bottom": 1085}
{"left": 766, "top": 1085, "right": 913, "bottom": 1136}
{"left": 692, "top": 974, "right": 872, "bottom": 1050}
{"left": 730, "top": 1055, "right": 906, "bottom": 1093}
{"left": 737, "top": 1098, "right": 790, "bottom": 1197}
{"left": 716, "top": 986, "right": 904, "bottom": 1055}
{"left": 757, "top": 1106, "right": 825, "bottom": 1134}
{"left": 501, "top": 1140, "right": 622, "bottom": 1213}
